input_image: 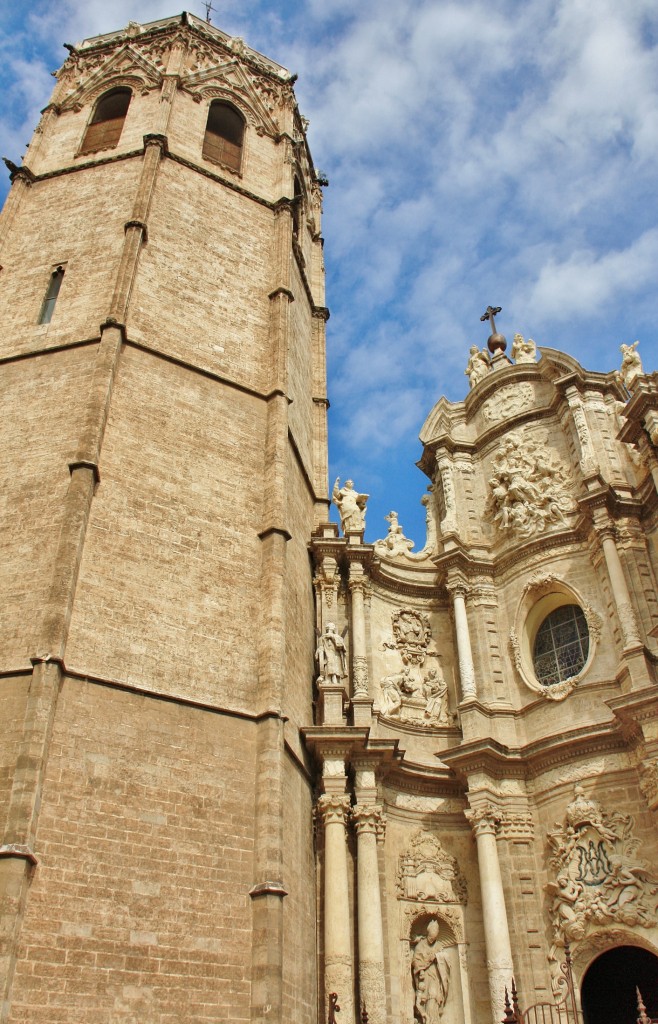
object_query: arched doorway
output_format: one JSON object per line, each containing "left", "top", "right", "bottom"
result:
{"left": 581, "top": 945, "right": 658, "bottom": 1024}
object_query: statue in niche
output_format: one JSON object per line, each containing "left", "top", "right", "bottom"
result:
{"left": 315, "top": 622, "right": 347, "bottom": 685}
{"left": 619, "top": 341, "right": 643, "bottom": 390}
{"left": 374, "top": 510, "right": 415, "bottom": 558}
{"left": 332, "top": 477, "right": 368, "bottom": 534}
{"left": 422, "top": 668, "right": 449, "bottom": 724}
{"left": 411, "top": 919, "right": 451, "bottom": 1024}
{"left": 511, "top": 333, "right": 537, "bottom": 364}
{"left": 464, "top": 344, "right": 490, "bottom": 387}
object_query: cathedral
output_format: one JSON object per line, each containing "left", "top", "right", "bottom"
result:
{"left": 0, "top": 12, "right": 657, "bottom": 1024}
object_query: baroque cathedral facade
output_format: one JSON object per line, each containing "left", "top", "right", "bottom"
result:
{"left": 0, "top": 12, "right": 657, "bottom": 1024}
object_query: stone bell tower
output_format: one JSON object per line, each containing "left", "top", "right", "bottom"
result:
{"left": 0, "top": 13, "right": 327, "bottom": 1023}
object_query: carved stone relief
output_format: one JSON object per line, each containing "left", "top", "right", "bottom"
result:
{"left": 394, "top": 794, "right": 465, "bottom": 814}
{"left": 485, "top": 430, "right": 576, "bottom": 538}
{"left": 639, "top": 758, "right": 658, "bottom": 810}
{"left": 546, "top": 786, "right": 658, "bottom": 965}
{"left": 390, "top": 610, "right": 432, "bottom": 664}
{"left": 481, "top": 383, "right": 534, "bottom": 423}
{"left": 396, "top": 830, "right": 467, "bottom": 904}
{"left": 379, "top": 613, "right": 453, "bottom": 728}
{"left": 58, "top": 43, "right": 164, "bottom": 110}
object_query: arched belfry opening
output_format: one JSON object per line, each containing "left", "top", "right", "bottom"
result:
{"left": 581, "top": 945, "right": 658, "bottom": 1024}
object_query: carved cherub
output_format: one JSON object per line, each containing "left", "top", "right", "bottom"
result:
{"left": 511, "top": 333, "right": 537, "bottom": 364}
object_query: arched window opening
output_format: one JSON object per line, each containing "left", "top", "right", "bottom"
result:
{"left": 533, "top": 603, "right": 589, "bottom": 686}
{"left": 202, "top": 101, "right": 244, "bottom": 171}
{"left": 38, "top": 265, "right": 65, "bottom": 325}
{"left": 80, "top": 88, "right": 132, "bottom": 155}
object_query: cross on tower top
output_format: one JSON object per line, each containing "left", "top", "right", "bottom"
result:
{"left": 480, "top": 305, "right": 502, "bottom": 334}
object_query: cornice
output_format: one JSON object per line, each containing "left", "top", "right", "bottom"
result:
{"left": 441, "top": 721, "right": 628, "bottom": 782}
{"left": 75, "top": 14, "right": 292, "bottom": 87}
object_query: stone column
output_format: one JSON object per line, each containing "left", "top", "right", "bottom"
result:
{"left": 593, "top": 513, "right": 642, "bottom": 651}
{"left": 447, "top": 575, "right": 477, "bottom": 700}
{"left": 466, "top": 805, "right": 514, "bottom": 1024}
{"left": 348, "top": 564, "right": 372, "bottom": 726}
{"left": 318, "top": 792, "right": 355, "bottom": 1024}
{"left": 565, "top": 386, "right": 598, "bottom": 476}
{"left": 353, "top": 801, "right": 386, "bottom": 1024}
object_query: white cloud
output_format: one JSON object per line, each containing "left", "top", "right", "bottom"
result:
{"left": 520, "top": 229, "right": 658, "bottom": 321}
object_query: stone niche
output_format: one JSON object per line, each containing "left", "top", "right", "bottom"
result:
{"left": 396, "top": 830, "right": 473, "bottom": 1024}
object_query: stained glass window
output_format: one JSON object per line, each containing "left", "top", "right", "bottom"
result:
{"left": 533, "top": 604, "right": 589, "bottom": 686}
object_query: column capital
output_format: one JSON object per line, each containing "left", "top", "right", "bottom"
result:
{"left": 590, "top": 507, "right": 615, "bottom": 540}
{"left": 446, "top": 571, "right": 470, "bottom": 599}
{"left": 465, "top": 802, "right": 500, "bottom": 837}
{"left": 352, "top": 804, "right": 385, "bottom": 837}
{"left": 317, "top": 793, "right": 351, "bottom": 827}
{"left": 348, "top": 574, "right": 370, "bottom": 596}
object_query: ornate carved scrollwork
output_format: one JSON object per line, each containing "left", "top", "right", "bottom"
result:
{"left": 546, "top": 786, "right": 658, "bottom": 967}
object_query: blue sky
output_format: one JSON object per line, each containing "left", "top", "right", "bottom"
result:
{"left": 1, "top": 0, "right": 657, "bottom": 546}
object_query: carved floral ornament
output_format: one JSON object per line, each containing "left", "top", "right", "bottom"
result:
{"left": 509, "top": 573, "right": 602, "bottom": 701}
{"left": 546, "top": 786, "right": 658, "bottom": 970}
{"left": 58, "top": 44, "right": 165, "bottom": 111}
{"left": 485, "top": 430, "right": 576, "bottom": 539}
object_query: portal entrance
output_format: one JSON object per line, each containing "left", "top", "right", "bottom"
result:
{"left": 581, "top": 945, "right": 658, "bottom": 1024}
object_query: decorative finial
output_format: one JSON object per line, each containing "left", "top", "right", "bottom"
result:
{"left": 480, "top": 304, "right": 507, "bottom": 355}
{"left": 203, "top": 0, "right": 216, "bottom": 23}
{"left": 636, "top": 987, "right": 651, "bottom": 1024}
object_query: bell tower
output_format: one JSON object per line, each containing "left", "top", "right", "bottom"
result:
{"left": 0, "top": 13, "right": 327, "bottom": 1023}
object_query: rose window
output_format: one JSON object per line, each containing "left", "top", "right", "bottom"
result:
{"left": 533, "top": 604, "right": 589, "bottom": 686}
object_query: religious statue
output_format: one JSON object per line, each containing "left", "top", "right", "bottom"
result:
{"left": 374, "top": 510, "right": 415, "bottom": 557}
{"left": 511, "top": 333, "right": 537, "bottom": 364}
{"left": 332, "top": 477, "right": 368, "bottom": 534}
{"left": 619, "top": 341, "right": 643, "bottom": 390}
{"left": 464, "top": 345, "right": 490, "bottom": 387}
{"left": 379, "top": 666, "right": 416, "bottom": 716}
{"left": 411, "top": 919, "right": 450, "bottom": 1024}
{"left": 422, "top": 668, "right": 448, "bottom": 724}
{"left": 315, "top": 622, "right": 346, "bottom": 685}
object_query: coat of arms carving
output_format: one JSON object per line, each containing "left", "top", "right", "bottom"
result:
{"left": 391, "top": 609, "right": 432, "bottom": 665}
{"left": 546, "top": 786, "right": 658, "bottom": 961}
{"left": 397, "top": 830, "right": 467, "bottom": 904}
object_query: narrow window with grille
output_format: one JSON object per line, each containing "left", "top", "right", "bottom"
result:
{"left": 80, "top": 88, "right": 131, "bottom": 156}
{"left": 38, "top": 265, "right": 65, "bottom": 325}
{"left": 202, "top": 102, "right": 244, "bottom": 172}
